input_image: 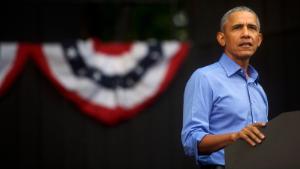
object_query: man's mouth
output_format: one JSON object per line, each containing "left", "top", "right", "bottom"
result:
{"left": 239, "top": 42, "right": 252, "bottom": 48}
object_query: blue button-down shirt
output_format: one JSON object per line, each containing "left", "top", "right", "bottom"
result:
{"left": 181, "top": 53, "right": 268, "bottom": 166}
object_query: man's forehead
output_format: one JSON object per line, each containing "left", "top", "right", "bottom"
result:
{"left": 228, "top": 11, "right": 257, "bottom": 23}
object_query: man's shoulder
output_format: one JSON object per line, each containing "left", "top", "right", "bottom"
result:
{"left": 187, "top": 62, "right": 223, "bottom": 85}
{"left": 193, "top": 62, "right": 222, "bottom": 77}
{"left": 186, "top": 61, "right": 225, "bottom": 90}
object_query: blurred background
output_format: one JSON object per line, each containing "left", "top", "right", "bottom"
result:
{"left": 1, "top": 0, "right": 300, "bottom": 169}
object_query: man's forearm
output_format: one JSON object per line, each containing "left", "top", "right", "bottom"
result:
{"left": 198, "top": 133, "right": 237, "bottom": 154}
{"left": 198, "top": 123, "right": 266, "bottom": 154}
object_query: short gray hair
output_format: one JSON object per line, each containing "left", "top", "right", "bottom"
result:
{"left": 220, "top": 6, "right": 261, "bottom": 32}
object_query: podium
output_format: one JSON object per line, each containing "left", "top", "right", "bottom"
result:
{"left": 225, "top": 111, "right": 300, "bottom": 169}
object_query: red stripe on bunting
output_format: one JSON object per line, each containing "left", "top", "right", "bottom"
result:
{"left": 31, "top": 45, "right": 124, "bottom": 125}
{"left": 0, "top": 44, "right": 29, "bottom": 96}
{"left": 92, "top": 38, "right": 132, "bottom": 56}
{"left": 118, "top": 42, "right": 189, "bottom": 120}
{"left": 31, "top": 42, "right": 189, "bottom": 125}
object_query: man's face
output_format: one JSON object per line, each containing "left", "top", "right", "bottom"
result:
{"left": 217, "top": 11, "right": 262, "bottom": 61}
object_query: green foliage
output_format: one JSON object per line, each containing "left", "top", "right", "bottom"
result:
{"left": 84, "top": 2, "right": 188, "bottom": 41}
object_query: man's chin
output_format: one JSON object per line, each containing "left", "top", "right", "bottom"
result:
{"left": 236, "top": 52, "right": 254, "bottom": 60}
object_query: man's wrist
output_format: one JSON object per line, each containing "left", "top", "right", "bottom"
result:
{"left": 230, "top": 132, "right": 239, "bottom": 142}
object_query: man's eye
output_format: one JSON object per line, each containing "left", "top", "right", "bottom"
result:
{"left": 232, "top": 25, "right": 242, "bottom": 30}
{"left": 248, "top": 25, "right": 258, "bottom": 31}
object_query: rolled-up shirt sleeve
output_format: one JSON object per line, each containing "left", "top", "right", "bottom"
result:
{"left": 181, "top": 69, "right": 213, "bottom": 162}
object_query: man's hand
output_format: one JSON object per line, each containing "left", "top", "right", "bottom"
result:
{"left": 198, "top": 122, "right": 267, "bottom": 154}
{"left": 232, "top": 122, "right": 266, "bottom": 146}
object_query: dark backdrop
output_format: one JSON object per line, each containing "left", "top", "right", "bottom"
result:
{"left": 1, "top": 0, "right": 300, "bottom": 169}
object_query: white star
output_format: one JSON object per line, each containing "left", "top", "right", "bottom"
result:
{"left": 135, "top": 66, "right": 143, "bottom": 75}
{"left": 150, "top": 51, "right": 160, "bottom": 60}
{"left": 78, "top": 69, "right": 86, "bottom": 76}
{"left": 93, "top": 72, "right": 101, "bottom": 81}
{"left": 126, "top": 79, "right": 134, "bottom": 86}
{"left": 66, "top": 47, "right": 77, "bottom": 59}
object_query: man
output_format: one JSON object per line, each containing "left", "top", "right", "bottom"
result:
{"left": 181, "top": 6, "right": 268, "bottom": 169}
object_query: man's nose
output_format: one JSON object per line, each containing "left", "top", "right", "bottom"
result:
{"left": 241, "top": 27, "right": 250, "bottom": 38}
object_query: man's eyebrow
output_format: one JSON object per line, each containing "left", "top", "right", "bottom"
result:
{"left": 231, "top": 23, "right": 258, "bottom": 29}
{"left": 247, "top": 24, "right": 258, "bottom": 28}
{"left": 231, "top": 24, "right": 243, "bottom": 29}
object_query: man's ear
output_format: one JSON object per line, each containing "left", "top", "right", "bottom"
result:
{"left": 216, "top": 32, "right": 225, "bottom": 47}
{"left": 257, "top": 33, "right": 263, "bottom": 47}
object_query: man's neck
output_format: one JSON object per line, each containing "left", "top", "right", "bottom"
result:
{"left": 225, "top": 52, "right": 250, "bottom": 73}
{"left": 235, "top": 59, "right": 249, "bottom": 71}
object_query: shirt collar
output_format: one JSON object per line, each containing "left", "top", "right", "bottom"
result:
{"left": 219, "top": 53, "right": 259, "bottom": 82}
{"left": 219, "top": 53, "right": 242, "bottom": 77}
{"left": 248, "top": 64, "right": 259, "bottom": 83}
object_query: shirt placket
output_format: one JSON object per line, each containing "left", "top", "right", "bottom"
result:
{"left": 246, "top": 81, "right": 255, "bottom": 124}
{"left": 240, "top": 70, "right": 254, "bottom": 124}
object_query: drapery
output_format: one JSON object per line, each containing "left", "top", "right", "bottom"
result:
{"left": 0, "top": 38, "right": 189, "bottom": 125}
